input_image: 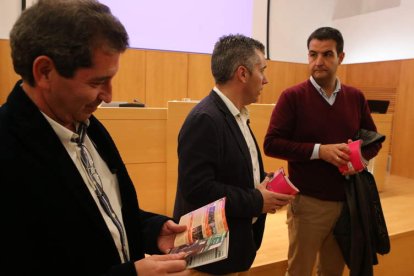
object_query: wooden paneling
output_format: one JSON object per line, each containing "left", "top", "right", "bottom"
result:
{"left": 145, "top": 50, "right": 188, "bottom": 107}
{"left": 391, "top": 60, "right": 414, "bottom": 179}
{"left": 260, "top": 60, "right": 308, "bottom": 104}
{"left": 187, "top": 53, "right": 214, "bottom": 100}
{"left": 359, "top": 87, "right": 396, "bottom": 114}
{"left": 101, "top": 118, "right": 166, "bottom": 163}
{"left": 94, "top": 107, "right": 168, "bottom": 214}
{"left": 345, "top": 61, "right": 401, "bottom": 88}
{"left": 111, "top": 49, "right": 146, "bottom": 103}
{"left": 126, "top": 163, "right": 166, "bottom": 214}
{"left": 94, "top": 107, "right": 166, "bottom": 120}
{"left": 95, "top": 108, "right": 167, "bottom": 164}
{"left": 249, "top": 104, "right": 287, "bottom": 172}
{"left": 344, "top": 61, "right": 401, "bottom": 114}
{"left": 336, "top": 64, "right": 348, "bottom": 82}
{"left": 370, "top": 114, "right": 393, "bottom": 191}
{"left": 0, "top": 39, "right": 412, "bottom": 179}
{"left": 372, "top": 231, "right": 414, "bottom": 276}
{"left": 0, "top": 39, "right": 19, "bottom": 103}
{"left": 166, "top": 101, "right": 197, "bottom": 216}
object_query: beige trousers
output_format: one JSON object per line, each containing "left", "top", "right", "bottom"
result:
{"left": 286, "top": 194, "right": 345, "bottom": 276}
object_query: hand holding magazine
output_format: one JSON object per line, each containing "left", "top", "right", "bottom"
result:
{"left": 169, "top": 197, "right": 229, "bottom": 268}
{"left": 266, "top": 167, "right": 299, "bottom": 195}
{"left": 339, "top": 139, "right": 366, "bottom": 173}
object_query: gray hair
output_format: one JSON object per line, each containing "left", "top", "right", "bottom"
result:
{"left": 211, "top": 34, "right": 265, "bottom": 85}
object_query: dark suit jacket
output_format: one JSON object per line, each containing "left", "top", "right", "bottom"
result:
{"left": 0, "top": 81, "right": 169, "bottom": 276}
{"left": 173, "top": 91, "right": 267, "bottom": 274}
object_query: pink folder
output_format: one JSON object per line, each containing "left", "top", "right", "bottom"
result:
{"left": 339, "top": 139, "right": 366, "bottom": 173}
{"left": 266, "top": 168, "right": 299, "bottom": 195}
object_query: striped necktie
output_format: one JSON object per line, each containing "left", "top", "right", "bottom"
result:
{"left": 75, "top": 123, "right": 129, "bottom": 262}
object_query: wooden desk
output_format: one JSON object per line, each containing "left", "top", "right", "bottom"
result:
{"left": 95, "top": 107, "right": 168, "bottom": 214}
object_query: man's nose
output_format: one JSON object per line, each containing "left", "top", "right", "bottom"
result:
{"left": 315, "top": 54, "right": 324, "bottom": 65}
{"left": 99, "top": 82, "right": 112, "bottom": 103}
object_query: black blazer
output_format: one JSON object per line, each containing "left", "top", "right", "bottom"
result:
{"left": 0, "top": 81, "right": 169, "bottom": 276}
{"left": 173, "top": 91, "right": 267, "bottom": 274}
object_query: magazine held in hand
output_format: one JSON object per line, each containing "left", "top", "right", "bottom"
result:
{"left": 266, "top": 167, "right": 299, "bottom": 195}
{"left": 169, "top": 197, "right": 229, "bottom": 268}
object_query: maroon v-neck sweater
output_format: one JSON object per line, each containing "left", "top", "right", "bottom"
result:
{"left": 264, "top": 80, "right": 380, "bottom": 201}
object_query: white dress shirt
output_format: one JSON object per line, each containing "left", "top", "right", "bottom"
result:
{"left": 42, "top": 113, "right": 130, "bottom": 262}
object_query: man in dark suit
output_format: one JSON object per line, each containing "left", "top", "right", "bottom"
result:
{"left": 0, "top": 1, "right": 189, "bottom": 275}
{"left": 173, "top": 34, "right": 294, "bottom": 275}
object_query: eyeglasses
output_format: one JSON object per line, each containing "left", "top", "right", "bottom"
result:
{"left": 75, "top": 123, "right": 129, "bottom": 262}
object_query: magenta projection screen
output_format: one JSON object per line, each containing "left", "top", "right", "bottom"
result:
{"left": 100, "top": 0, "right": 253, "bottom": 54}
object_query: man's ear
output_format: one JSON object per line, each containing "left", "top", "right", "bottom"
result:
{"left": 32, "top": 56, "right": 54, "bottom": 89}
{"left": 338, "top": 52, "right": 345, "bottom": 65}
{"left": 236, "top": 65, "right": 249, "bottom": 83}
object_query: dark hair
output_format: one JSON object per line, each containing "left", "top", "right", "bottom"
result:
{"left": 307, "top": 27, "right": 344, "bottom": 54}
{"left": 10, "top": 0, "right": 129, "bottom": 86}
{"left": 211, "top": 34, "right": 265, "bottom": 85}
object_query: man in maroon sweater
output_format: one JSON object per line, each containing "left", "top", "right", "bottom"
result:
{"left": 264, "top": 27, "right": 381, "bottom": 276}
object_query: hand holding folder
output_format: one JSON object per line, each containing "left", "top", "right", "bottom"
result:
{"left": 266, "top": 168, "right": 299, "bottom": 195}
{"left": 339, "top": 139, "right": 366, "bottom": 174}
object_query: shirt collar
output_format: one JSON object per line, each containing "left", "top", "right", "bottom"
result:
{"left": 41, "top": 112, "right": 90, "bottom": 144}
{"left": 310, "top": 76, "right": 341, "bottom": 96}
{"left": 213, "top": 86, "right": 250, "bottom": 119}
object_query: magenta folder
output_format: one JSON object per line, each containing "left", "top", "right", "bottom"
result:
{"left": 266, "top": 168, "right": 299, "bottom": 195}
{"left": 339, "top": 139, "right": 366, "bottom": 173}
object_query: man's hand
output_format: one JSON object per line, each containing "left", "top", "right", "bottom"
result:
{"left": 134, "top": 253, "right": 190, "bottom": 276}
{"left": 320, "top": 140, "right": 364, "bottom": 176}
{"left": 319, "top": 142, "right": 350, "bottom": 167}
{"left": 257, "top": 176, "right": 294, "bottom": 214}
{"left": 157, "top": 220, "right": 187, "bottom": 253}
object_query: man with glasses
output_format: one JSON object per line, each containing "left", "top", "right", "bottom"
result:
{"left": 0, "top": 1, "right": 189, "bottom": 275}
